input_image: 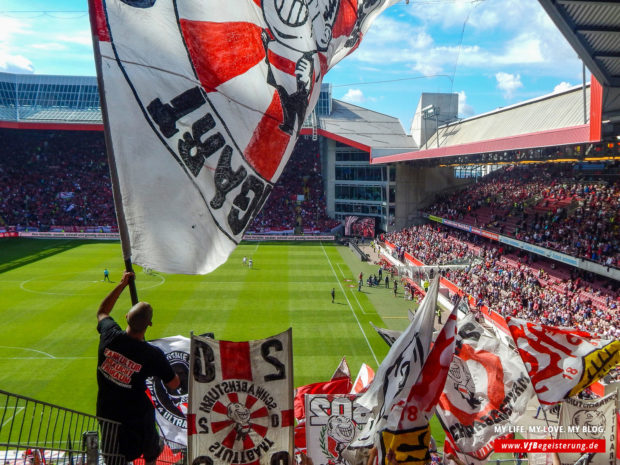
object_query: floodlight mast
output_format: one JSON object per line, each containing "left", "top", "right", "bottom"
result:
{"left": 422, "top": 105, "right": 440, "bottom": 149}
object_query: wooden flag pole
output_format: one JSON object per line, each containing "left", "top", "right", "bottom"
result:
{"left": 88, "top": 0, "right": 138, "bottom": 305}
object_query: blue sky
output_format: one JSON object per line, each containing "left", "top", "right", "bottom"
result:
{"left": 0, "top": 0, "right": 589, "bottom": 130}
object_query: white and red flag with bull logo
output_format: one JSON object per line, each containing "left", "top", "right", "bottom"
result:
{"left": 87, "top": 0, "right": 398, "bottom": 274}
{"left": 438, "top": 313, "right": 534, "bottom": 454}
{"left": 507, "top": 317, "right": 620, "bottom": 407}
{"left": 188, "top": 330, "right": 294, "bottom": 465}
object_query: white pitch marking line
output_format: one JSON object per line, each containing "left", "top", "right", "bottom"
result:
{"left": 320, "top": 242, "right": 378, "bottom": 365}
{"left": 1, "top": 406, "right": 24, "bottom": 428}
{"left": 19, "top": 272, "right": 165, "bottom": 296}
{"left": 0, "top": 345, "right": 56, "bottom": 359}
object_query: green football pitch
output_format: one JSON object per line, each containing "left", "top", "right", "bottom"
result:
{"left": 0, "top": 239, "right": 419, "bottom": 414}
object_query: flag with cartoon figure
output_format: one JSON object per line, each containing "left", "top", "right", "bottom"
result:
{"left": 507, "top": 317, "right": 620, "bottom": 406}
{"left": 557, "top": 392, "right": 617, "bottom": 465}
{"left": 305, "top": 394, "right": 371, "bottom": 465}
{"left": 188, "top": 330, "right": 294, "bottom": 465}
{"left": 88, "top": 0, "right": 398, "bottom": 274}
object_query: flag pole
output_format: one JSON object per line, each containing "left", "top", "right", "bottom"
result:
{"left": 88, "top": 0, "right": 139, "bottom": 305}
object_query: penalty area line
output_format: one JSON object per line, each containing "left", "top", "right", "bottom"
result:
{"left": 320, "top": 242, "right": 378, "bottom": 365}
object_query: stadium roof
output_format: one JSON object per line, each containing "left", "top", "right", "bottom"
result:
{"left": 301, "top": 99, "right": 416, "bottom": 153}
{"left": 0, "top": 72, "right": 414, "bottom": 153}
{"left": 536, "top": 0, "right": 620, "bottom": 141}
{"left": 538, "top": 0, "right": 620, "bottom": 88}
{"left": 0, "top": 72, "right": 102, "bottom": 129}
{"left": 372, "top": 83, "right": 597, "bottom": 164}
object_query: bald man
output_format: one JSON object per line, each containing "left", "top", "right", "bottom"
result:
{"left": 96, "top": 271, "right": 180, "bottom": 465}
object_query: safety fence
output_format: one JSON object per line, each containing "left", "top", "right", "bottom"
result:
{"left": 0, "top": 390, "right": 185, "bottom": 465}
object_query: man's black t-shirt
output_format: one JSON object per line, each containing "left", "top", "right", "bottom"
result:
{"left": 97, "top": 317, "right": 175, "bottom": 422}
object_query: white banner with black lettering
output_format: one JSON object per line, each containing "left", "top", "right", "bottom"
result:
{"left": 188, "top": 330, "right": 293, "bottom": 465}
{"left": 305, "top": 394, "right": 370, "bottom": 465}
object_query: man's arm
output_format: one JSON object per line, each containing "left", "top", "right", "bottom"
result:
{"left": 97, "top": 271, "right": 134, "bottom": 322}
{"left": 166, "top": 374, "right": 181, "bottom": 390}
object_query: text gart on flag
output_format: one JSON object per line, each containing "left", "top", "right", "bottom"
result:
{"left": 188, "top": 329, "right": 294, "bottom": 465}
{"left": 88, "top": 0, "right": 398, "bottom": 274}
{"left": 507, "top": 317, "right": 620, "bottom": 406}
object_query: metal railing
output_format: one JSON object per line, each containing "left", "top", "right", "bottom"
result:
{"left": 0, "top": 390, "right": 185, "bottom": 465}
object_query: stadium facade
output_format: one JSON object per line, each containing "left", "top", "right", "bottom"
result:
{"left": 1, "top": 70, "right": 618, "bottom": 234}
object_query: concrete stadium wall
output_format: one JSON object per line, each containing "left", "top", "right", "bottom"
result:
{"left": 393, "top": 165, "right": 472, "bottom": 231}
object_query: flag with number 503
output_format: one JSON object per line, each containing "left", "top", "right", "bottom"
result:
{"left": 188, "top": 330, "right": 294, "bottom": 465}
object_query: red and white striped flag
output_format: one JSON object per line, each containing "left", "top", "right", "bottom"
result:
{"left": 188, "top": 330, "right": 294, "bottom": 465}
{"left": 350, "top": 364, "right": 375, "bottom": 394}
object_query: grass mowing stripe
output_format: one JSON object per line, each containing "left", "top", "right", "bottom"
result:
{"left": 320, "top": 242, "right": 379, "bottom": 365}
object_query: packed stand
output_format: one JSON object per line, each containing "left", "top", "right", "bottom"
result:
{"left": 384, "top": 223, "right": 619, "bottom": 341}
{"left": 425, "top": 163, "right": 620, "bottom": 268}
{"left": 0, "top": 129, "right": 115, "bottom": 229}
{"left": 0, "top": 129, "right": 339, "bottom": 234}
{"left": 249, "top": 137, "right": 339, "bottom": 233}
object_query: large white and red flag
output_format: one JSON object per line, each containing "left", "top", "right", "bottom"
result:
{"left": 188, "top": 330, "right": 294, "bottom": 465}
{"left": 377, "top": 303, "right": 459, "bottom": 465}
{"left": 507, "top": 317, "right": 620, "bottom": 406}
{"left": 438, "top": 313, "right": 534, "bottom": 455}
{"left": 351, "top": 276, "right": 439, "bottom": 448}
{"left": 147, "top": 335, "right": 191, "bottom": 446}
{"left": 87, "top": 0, "right": 398, "bottom": 274}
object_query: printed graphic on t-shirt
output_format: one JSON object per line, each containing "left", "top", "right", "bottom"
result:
{"left": 99, "top": 348, "right": 142, "bottom": 388}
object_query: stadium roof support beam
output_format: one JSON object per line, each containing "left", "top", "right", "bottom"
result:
{"left": 537, "top": 0, "right": 620, "bottom": 87}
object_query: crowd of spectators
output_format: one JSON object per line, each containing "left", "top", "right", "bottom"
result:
{"left": 0, "top": 130, "right": 339, "bottom": 234}
{"left": 249, "top": 137, "right": 339, "bottom": 233}
{"left": 0, "top": 129, "right": 115, "bottom": 229}
{"left": 384, "top": 223, "right": 619, "bottom": 341}
{"left": 425, "top": 163, "right": 619, "bottom": 268}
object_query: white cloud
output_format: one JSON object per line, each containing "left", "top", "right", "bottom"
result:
{"left": 55, "top": 31, "right": 93, "bottom": 47}
{"left": 342, "top": 88, "right": 365, "bottom": 104}
{"left": 369, "top": 0, "right": 580, "bottom": 78}
{"left": 0, "top": 16, "right": 34, "bottom": 73}
{"left": 0, "top": 17, "right": 29, "bottom": 42}
{"left": 458, "top": 90, "right": 474, "bottom": 117}
{"left": 31, "top": 43, "right": 67, "bottom": 51}
{"left": 0, "top": 51, "right": 34, "bottom": 73}
{"left": 495, "top": 72, "right": 523, "bottom": 99}
{"left": 553, "top": 81, "right": 573, "bottom": 93}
